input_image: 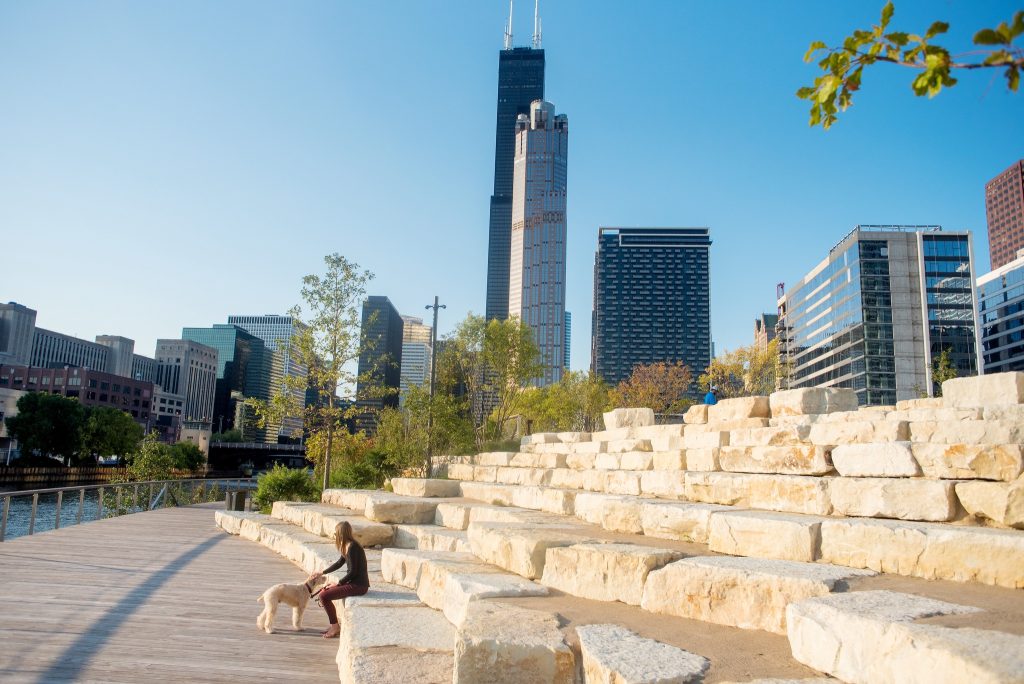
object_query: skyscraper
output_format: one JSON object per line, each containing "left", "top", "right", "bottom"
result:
{"left": 592, "top": 228, "right": 712, "bottom": 391}
{"left": 154, "top": 339, "right": 218, "bottom": 451}
{"left": 777, "top": 225, "right": 980, "bottom": 405}
{"left": 399, "top": 315, "right": 432, "bottom": 406}
{"left": 564, "top": 311, "right": 571, "bottom": 370}
{"left": 985, "top": 160, "right": 1024, "bottom": 270}
{"left": 509, "top": 100, "right": 568, "bottom": 386}
{"left": 355, "top": 296, "right": 404, "bottom": 433}
{"left": 485, "top": 17, "right": 545, "bottom": 321}
{"left": 754, "top": 313, "right": 779, "bottom": 352}
{"left": 977, "top": 248, "right": 1024, "bottom": 374}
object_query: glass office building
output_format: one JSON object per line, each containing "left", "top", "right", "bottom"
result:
{"left": 977, "top": 250, "right": 1024, "bottom": 374}
{"left": 777, "top": 226, "right": 980, "bottom": 405}
{"left": 592, "top": 227, "right": 712, "bottom": 391}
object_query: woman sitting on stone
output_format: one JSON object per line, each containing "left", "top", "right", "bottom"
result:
{"left": 308, "top": 521, "right": 369, "bottom": 639}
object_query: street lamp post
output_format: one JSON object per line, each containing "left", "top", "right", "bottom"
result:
{"left": 424, "top": 296, "right": 446, "bottom": 476}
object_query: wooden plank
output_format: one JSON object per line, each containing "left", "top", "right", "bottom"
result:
{"left": 0, "top": 503, "right": 339, "bottom": 683}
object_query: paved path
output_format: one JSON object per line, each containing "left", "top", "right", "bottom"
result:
{"left": 0, "top": 503, "right": 339, "bottom": 683}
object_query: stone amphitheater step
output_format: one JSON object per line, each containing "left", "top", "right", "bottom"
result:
{"left": 786, "top": 590, "right": 1024, "bottom": 684}
{"left": 576, "top": 624, "right": 710, "bottom": 684}
{"left": 270, "top": 502, "right": 396, "bottom": 546}
{"left": 449, "top": 478, "right": 1024, "bottom": 588}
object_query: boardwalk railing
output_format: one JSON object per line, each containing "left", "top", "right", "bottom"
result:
{"left": 0, "top": 477, "right": 255, "bottom": 542}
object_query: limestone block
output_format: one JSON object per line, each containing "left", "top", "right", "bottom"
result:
{"left": 591, "top": 428, "right": 637, "bottom": 441}
{"left": 719, "top": 445, "right": 833, "bottom": 476}
{"left": 635, "top": 423, "right": 686, "bottom": 439}
{"left": 467, "top": 522, "right": 595, "bottom": 579}
{"left": 685, "top": 447, "right": 720, "bottom": 472}
{"left": 956, "top": 480, "right": 1024, "bottom": 528}
{"left": 699, "top": 417, "right": 771, "bottom": 431}
{"left": 434, "top": 502, "right": 473, "bottom": 530}
{"left": 942, "top": 371, "right": 1024, "bottom": 407}
{"left": 454, "top": 602, "right": 575, "bottom": 684}
{"left": 537, "top": 453, "right": 570, "bottom": 469}
{"left": 442, "top": 572, "right": 550, "bottom": 627}
{"left": 496, "top": 466, "right": 552, "bottom": 487}
{"left": 895, "top": 397, "right": 944, "bottom": 411}
{"left": 567, "top": 452, "right": 599, "bottom": 469}
{"left": 337, "top": 605, "right": 454, "bottom": 684}
{"left": 541, "top": 543, "right": 683, "bottom": 605}
{"left": 415, "top": 557, "right": 504, "bottom": 610}
{"left": 604, "top": 438, "right": 654, "bottom": 454}
{"left": 511, "top": 485, "right": 576, "bottom": 516}
{"left": 909, "top": 419, "right": 1024, "bottom": 445}
{"left": 215, "top": 509, "right": 250, "bottom": 535}
{"left": 472, "top": 465, "right": 498, "bottom": 483}
{"left": 784, "top": 590, "right": 1024, "bottom": 684}
{"left": 604, "top": 407, "right": 656, "bottom": 429}
{"left": 556, "top": 431, "right": 591, "bottom": 443}
{"left": 819, "top": 517, "right": 1024, "bottom": 588}
{"left": 460, "top": 481, "right": 514, "bottom": 506}
{"left": 448, "top": 463, "right": 476, "bottom": 481}
{"left": 639, "top": 470, "right": 687, "bottom": 499}
{"left": 641, "top": 556, "right": 873, "bottom": 634}
{"left": 684, "top": 471, "right": 750, "bottom": 506}
{"left": 683, "top": 403, "right": 708, "bottom": 424}
{"left": 580, "top": 470, "right": 610, "bottom": 493}
{"left": 527, "top": 432, "right": 562, "bottom": 444}
{"left": 708, "top": 510, "right": 824, "bottom": 562}
{"left": 983, "top": 404, "right": 1024, "bottom": 421}
{"left": 574, "top": 492, "right": 644, "bottom": 533}
{"left": 892, "top": 407, "right": 983, "bottom": 422}
{"left": 576, "top": 625, "right": 709, "bottom": 684}
{"left": 911, "top": 443, "right": 1024, "bottom": 481}
{"left": 270, "top": 500, "right": 315, "bottom": 525}
{"left": 510, "top": 452, "right": 541, "bottom": 467}
{"left": 364, "top": 494, "right": 441, "bottom": 524}
{"left": 381, "top": 548, "right": 468, "bottom": 588}
{"left": 548, "top": 468, "right": 584, "bottom": 490}
{"left": 807, "top": 420, "right": 909, "bottom": 446}
{"left": 595, "top": 453, "right": 622, "bottom": 470}
{"left": 570, "top": 441, "right": 606, "bottom": 455}
{"left": 683, "top": 428, "right": 730, "bottom": 449}
{"left": 707, "top": 396, "right": 770, "bottom": 422}
{"left": 390, "top": 477, "right": 462, "bottom": 498}
{"left": 830, "top": 477, "right": 956, "bottom": 522}
{"left": 465, "top": 504, "right": 550, "bottom": 527}
{"left": 343, "top": 581, "right": 422, "bottom": 609}
{"left": 621, "top": 451, "right": 655, "bottom": 470}
{"left": 605, "top": 471, "right": 643, "bottom": 496}
{"left": 476, "top": 452, "right": 515, "bottom": 466}
{"left": 640, "top": 501, "right": 728, "bottom": 543}
{"left": 322, "top": 488, "right": 370, "bottom": 511}
{"left": 652, "top": 450, "right": 687, "bottom": 470}
{"left": 831, "top": 442, "right": 921, "bottom": 477}
{"left": 728, "top": 426, "right": 810, "bottom": 447}
{"left": 533, "top": 443, "right": 573, "bottom": 456}
{"left": 684, "top": 472, "right": 833, "bottom": 515}
{"left": 769, "top": 387, "right": 859, "bottom": 417}
{"left": 393, "top": 525, "right": 470, "bottom": 553}
{"left": 648, "top": 437, "right": 686, "bottom": 453}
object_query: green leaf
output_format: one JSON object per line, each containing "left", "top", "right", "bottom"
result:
{"left": 880, "top": 1, "right": 895, "bottom": 30}
{"left": 1011, "top": 11, "right": 1024, "bottom": 39}
{"left": 804, "top": 40, "right": 827, "bottom": 62}
{"left": 885, "top": 32, "right": 910, "bottom": 47}
{"left": 1008, "top": 66, "right": 1021, "bottom": 92}
{"left": 974, "top": 28, "right": 1006, "bottom": 46}
{"left": 796, "top": 86, "right": 816, "bottom": 100}
{"left": 924, "top": 21, "right": 949, "bottom": 39}
{"left": 985, "top": 49, "right": 1014, "bottom": 66}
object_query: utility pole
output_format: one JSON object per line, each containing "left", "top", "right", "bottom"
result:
{"left": 424, "top": 296, "right": 446, "bottom": 476}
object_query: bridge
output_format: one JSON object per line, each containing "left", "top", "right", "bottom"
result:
{"left": 207, "top": 442, "right": 307, "bottom": 472}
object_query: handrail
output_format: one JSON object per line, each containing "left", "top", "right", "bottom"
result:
{"left": 0, "top": 477, "right": 256, "bottom": 542}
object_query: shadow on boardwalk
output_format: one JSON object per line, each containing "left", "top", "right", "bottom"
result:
{"left": 0, "top": 503, "right": 338, "bottom": 684}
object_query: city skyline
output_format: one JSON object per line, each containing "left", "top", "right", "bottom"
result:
{"left": 2, "top": 2, "right": 1021, "bottom": 373}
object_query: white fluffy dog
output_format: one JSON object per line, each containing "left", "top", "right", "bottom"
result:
{"left": 256, "top": 574, "right": 327, "bottom": 634}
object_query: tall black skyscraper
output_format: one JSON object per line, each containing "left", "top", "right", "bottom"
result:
{"left": 356, "top": 296, "right": 404, "bottom": 434}
{"left": 485, "top": 46, "right": 545, "bottom": 320}
{"left": 592, "top": 228, "right": 713, "bottom": 392}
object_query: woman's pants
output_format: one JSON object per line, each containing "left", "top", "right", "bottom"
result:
{"left": 318, "top": 583, "right": 369, "bottom": 624}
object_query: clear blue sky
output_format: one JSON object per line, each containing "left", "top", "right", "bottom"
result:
{"left": 2, "top": 1, "right": 1021, "bottom": 371}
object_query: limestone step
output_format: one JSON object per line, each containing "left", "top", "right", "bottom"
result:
{"left": 708, "top": 510, "right": 825, "bottom": 563}
{"left": 467, "top": 520, "right": 600, "bottom": 580}
{"left": 640, "top": 555, "right": 874, "bottom": 634}
{"left": 337, "top": 604, "right": 455, "bottom": 684}
{"left": 271, "top": 501, "right": 395, "bottom": 546}
{"left": 541, "top": 542, "right": 684, "bottom": 606}
{"left": 433, "top": 501, "right": 554, "bottom": 530}
{"left": 321, "top": 489, "right": 455, "bottom": 524}
{"left": 576, "top": 624, "right": 709, "bottom": 684}
{"left": 786, "top": 590, "right": 1024, "bottom": 684}
{"left": 393, "top": 524, "right": 471, "bottom": 553}
{"left": 390, "top": 477, "right": 461, "bottom": 498}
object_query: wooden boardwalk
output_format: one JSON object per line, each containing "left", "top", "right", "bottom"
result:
{"left": 0, "top": 503, "right": 339, "bottom": 683}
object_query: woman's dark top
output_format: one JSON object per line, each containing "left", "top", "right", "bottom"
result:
{"left": 323, "top": 541, "right": 369, "bottom": 587}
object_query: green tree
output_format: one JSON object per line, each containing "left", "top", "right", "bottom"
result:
{"left": 609, "top": 361, "right": 693, "bottom": 415}
{"left": 519, "top": 371, "right": 611, "bottom": 433}
{"left": 81, "top": 406, "right": 144, "bottom": 464}
{"left": 375, "top": 405, "right": 429, "bottom": 476}
{"left": 211, "top": 428, "right": 243, "bottom": 443}
{"left": 5, "top": 393, "right": 85, "bottom": 465}
{"left": 169, "top": 442, "right": 206, "bottom": 472}
{"left": 699, "top": 340, "right": 785, "bottom": 399}
{"left": 931, "top": 348, "right": 959, "bottom": 397}
{"left": 799, "top": 4, "right": 1023, "bottom": 129}
{"left": 253, "top": 464, "right": 319, "bottom": 513}
{"left": 125, "top": 432, "right": 177, "bottom": 482}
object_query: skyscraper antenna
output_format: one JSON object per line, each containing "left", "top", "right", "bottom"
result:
{"left": 532, "top": 0, "right": 542, "bottom": 49}
{"left": 504, "top": 0, "right": 514, "bottom": 49}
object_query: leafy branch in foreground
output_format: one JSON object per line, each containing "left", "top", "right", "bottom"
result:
{"left": 798, "top": 3, "right": 1023, "bottom": 129}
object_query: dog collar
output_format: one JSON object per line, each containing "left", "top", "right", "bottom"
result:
{"left": 304, "top": 581, "right": 314, "bottom": 594}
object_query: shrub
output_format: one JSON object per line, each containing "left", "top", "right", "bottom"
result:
{"left": 330, "top": 450, "right": 399, "bottom": 490}
{"left": 253, "top": 464, "right": 319, "bottom": 513}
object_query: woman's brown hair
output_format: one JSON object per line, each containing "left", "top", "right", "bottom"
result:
{"left": 334, "top": 521, "right": 354, "bottom": 552}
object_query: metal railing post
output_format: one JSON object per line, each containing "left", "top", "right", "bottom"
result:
{"left": 148, "top": 483, "right": 154, "bottom": 509}
{"left": 116, "top": 487, "right": 122, "bottom": 516}
{"left": 133, "top": 484, "right": 139, "bottom": 511}
{"left": 77, "top": 490, "right": 85, "bottom": 524}
{"left": 29, "top": 493, "right": 38, "bottom": 535}
{"left": 1, "top": 496, "right": 9, "bottom": 542}
{"left": 55, "top": 491, "right": 63, "bottom": 530}
{"left": 97, "top": 487, "right": 104, "bottom": 519}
